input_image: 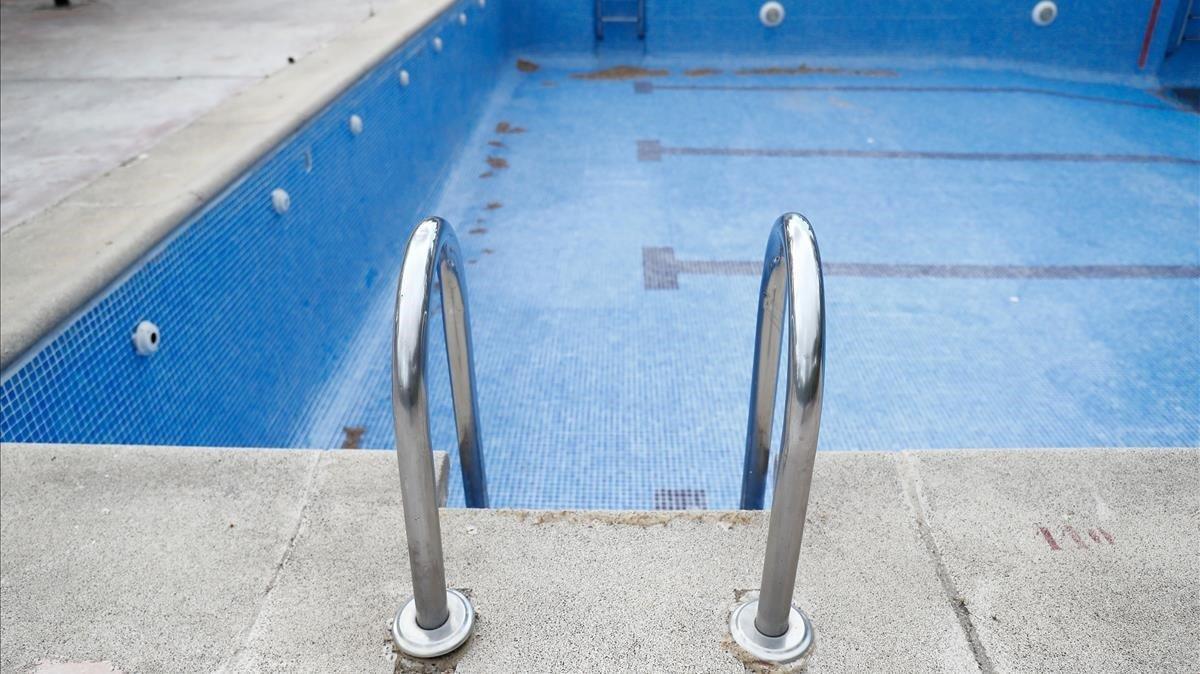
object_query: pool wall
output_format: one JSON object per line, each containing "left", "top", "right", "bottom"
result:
{"left": 509, "top": 0, "right": 1193, "bottom": 80}
{"left": 0, "top": 0, "right": 503, "bottom": 446}
{"left": 1, "top": 0, "right": 1197, "bottom": 452}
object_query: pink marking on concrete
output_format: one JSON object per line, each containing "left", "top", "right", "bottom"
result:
{"left": 1097, "top": 528, "right": 1116, "bottom": 544}
{"left": 1038, "top": 526, "right": 1061, "bottom": 551}
{"left": 1088, "top": 529, "right": 1103, "bottom": 544}
{"left": 1063, "top": 525, "right": 1089, "bottom": 549}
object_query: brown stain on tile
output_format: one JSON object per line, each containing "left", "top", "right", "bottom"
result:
{"left": 340, "top": 425, "right": 365, "bottom": 449}
{"left": 495, "top": 121, "right": 526, "bottom": 134}
{"left": 684, "top": 68, "right": 722, "bottom": 77}
{"left": 735, "top": 64, "right": 897, "bottom": 77}
{"left": 516, "top": 58, "right": 540, "bottom": 72}
{"left": 486, "top": 156, "right": 509, "bottom": 170}
{"left": 485, "top": 201, "right": 502, "bottom": 210}
{"left": 570, "top": 65, "right": 669, "bottom": 80}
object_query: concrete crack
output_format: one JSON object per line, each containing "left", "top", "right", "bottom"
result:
{"left": 897, "top": 452, "right": 996, "bottom": 674}
{"left": 216, "top": 450, "right": 325, "bottom": 673}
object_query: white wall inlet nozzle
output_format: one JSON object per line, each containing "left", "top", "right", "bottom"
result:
{"left": 132, "top": 321, "right": 160, "bottom": 356}
{"left": 271, "top": 188, "right": 290, "bottom": 214}
{"left": 433, "top": 36, "right": 444, "bottom": 53}
{"left": 1032, "top": 1, "right": 1057, "bottom": 26}
{"left": 477, "top": 0, "right": 485, "bottom": 8}
{"left": 399, "top": 69, "right": 410, "bottom": 86}
{"left": 458, "top": 12, "right": 467, "bottom": 25}
{"left": 759, "top": 1, "right": 785, "bottom": 27}
{"left": 349, "top": 114, "right": 364, "bottom": 135}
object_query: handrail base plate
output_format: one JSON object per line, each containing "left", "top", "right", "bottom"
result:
{"left": 729, "top": 597, "right": 815, "bottom": 665}
{"left": 392, "top": 588, "right": 475, "bottom": 658}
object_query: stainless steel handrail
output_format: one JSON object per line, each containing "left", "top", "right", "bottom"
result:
{"left": 730, "top": 213, "right": 825, "bottom": 665}
{"left": 390, "top": 217, "right": 488, "bottom": 659}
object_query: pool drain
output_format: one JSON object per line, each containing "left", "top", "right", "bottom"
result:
{"left": 132, "top": 321, "right": 160, "bottom": 356}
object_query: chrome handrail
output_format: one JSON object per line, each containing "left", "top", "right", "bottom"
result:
{"left": 390, "top": 217, "right": 487, "bottom": 658}
{"left": 730, "top": 213, "right": 825, "bottom": 665}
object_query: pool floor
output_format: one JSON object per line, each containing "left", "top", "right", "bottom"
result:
{"left": 299, "top": 57, "right": 1199, "bottom": 509}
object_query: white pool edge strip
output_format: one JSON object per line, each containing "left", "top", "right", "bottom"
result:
{"left": 0, "top": 0, "right": 457, "bottom": 372}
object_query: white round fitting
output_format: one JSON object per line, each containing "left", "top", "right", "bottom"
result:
{"left": 1032, "top": 1, "right": 1057, "bottom": 26}
{"left": 132, "top": 321, "right": 160, "bottom": 356}
{"left": 432, "top": 36, "right": 443, "bottom": 53}
{"left": 458, "top": 12, "right": 467, "bottom": 25}
{"left": 759, "top": 1, "right": 785, "bottom": 27}
{"left": 399, "top": 69, "right": 410, "bottom": 86}
{"left": 477, "top": 0, "right": 485, "bottom": 8}
{"left": 349, "top": 114, "right": 364, "bottom": 135}
{"left": 271, "top": 188, "right": 290, "bottom": 214}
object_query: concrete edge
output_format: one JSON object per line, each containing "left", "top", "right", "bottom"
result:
{"left": 0, "top": 0, "right": 458, "bottom": 372}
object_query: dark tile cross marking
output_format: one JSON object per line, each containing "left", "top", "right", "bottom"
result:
{"left": 644, "top": 246, "right": 1200, "bottom": 290}
{"left": 653, "top": 488, "right": 707, "bottom": 510}
{"left": 636, "top": 140, "right": 1200, "bottom": 165}
{"left": 632, "top": 80, "right": 1185, "bottom": 112}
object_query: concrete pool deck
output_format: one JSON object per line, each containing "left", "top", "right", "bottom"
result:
{"left": 2, "top": 443, "right": 1196, "bottom": 672}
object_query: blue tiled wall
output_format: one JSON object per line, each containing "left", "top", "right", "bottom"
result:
{"left": 507, "top": 0, "right": 1187, "bottom": 79}
{"left": 0, "top": 0, "right": 504, "bottom": 447}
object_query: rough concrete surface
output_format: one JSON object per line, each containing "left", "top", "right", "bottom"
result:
{"left": 2, "top": 444, "right": 1197, "bottom": 672}
{"left": 0, "top": 0, "right": 455, "bottom": 370}
{"left": 0, "top": 0, "right": 417, "bottom": 232}
{"left": 0, "top": 443, "right": 446, "bottom": 674}
{"left": 909, "top": 449, "right": 1200, "bottom": 673}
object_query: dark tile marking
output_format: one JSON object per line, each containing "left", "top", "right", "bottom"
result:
{"left": 516, "top": 58, "right": 539, "bottom": 73}
{"left": 632, "top": 81, "right": 1180, "bottom": 111}
{"left": 736, "top": 64, "right": 897, "bottom": 77}
{"left": 486, "top": 156, "right": 509, "bottom": 170}
{"left": 482, "top": 248, "right": 494, "bottom": 255}
{"left": 341, "top": 425, "right": 365, "bottom": 449}
{"left": 570, "top": 65, "right": 668, "bottom": 80}
{"left": 684, "top": 67, "right": 722, "bottom": 77}
{"left": 479, "top": 171, "right": 494, "bottom": 179}
{"left": 468, "top": 227, "right": 487, "bottom": 235}
{"left": 636, "top": 139, "right": 1199, "bottom": 166}
{"left": 488, "top": 140, "right": 506, "bottom": 148}
{"left": 485, "top": 201, "right": 502, "bottom": 210}
{"left": 653, "top": 489, "right": 707, "bottom": 510}
{"left": 644, "top": 246, "right": 1200, "bottom": 290}
{"left": 636, "top": 139, "right": 663, "bottom": 161}
{"left": 495, "top": 121, "right": 525, "bottom": 134}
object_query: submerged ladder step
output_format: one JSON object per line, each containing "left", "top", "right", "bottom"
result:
{"left": 594, "top": 0, "right": 645, "bottom": 40}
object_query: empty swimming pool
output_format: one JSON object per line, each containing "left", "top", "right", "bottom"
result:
{"left": 1, "top": 0, "right": 1198, "bottom": 509}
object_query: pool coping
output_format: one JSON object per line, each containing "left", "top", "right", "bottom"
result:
{"left": 2, "top": 442, "right": 1195, "bottom": 672}
{"left": 0, "top": 0, "right": 458, "bottom": 372}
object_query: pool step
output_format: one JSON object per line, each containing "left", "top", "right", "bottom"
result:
{"left": 594, "top": 0, "right": 645, "bottom": 40}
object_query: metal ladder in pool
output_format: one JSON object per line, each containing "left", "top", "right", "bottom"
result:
{"left": 594, "top": 0, "right": 645, "bottom": 39}
{"left": 385, "top": 214, "right": 826, "bottom": 667}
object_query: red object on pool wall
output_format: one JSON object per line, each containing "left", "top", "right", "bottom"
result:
{"left": 1139, "top": 0, "right": 1164, "bottom": 69}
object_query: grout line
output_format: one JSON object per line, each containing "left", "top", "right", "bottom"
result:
{"left": 897, "top": 451, "right": 996, "bottom": 674}
{"left": 216, "top": 450, "right": 326, "bottom": 673}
